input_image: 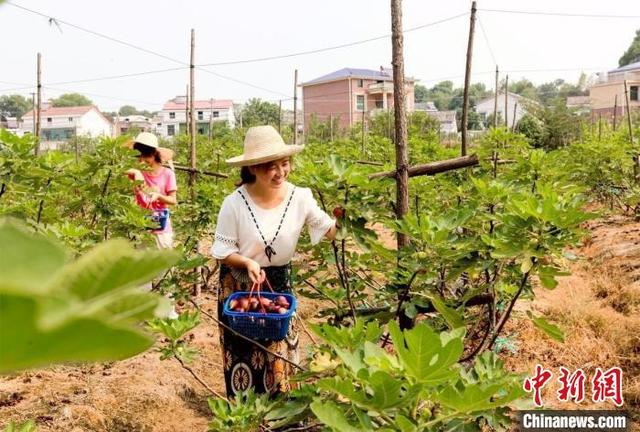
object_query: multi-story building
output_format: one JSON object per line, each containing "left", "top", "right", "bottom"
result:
{"left": 301, "top": 67, "right": 416, "bottom": 131}
{"left": 590, "top": 61, "right": 640, "bottom": 119}
{"left": 157, "top": 96, "right": 234, "bottom": 138}
{"left": 21, "top": 105, "right": 113, "bottom": 150}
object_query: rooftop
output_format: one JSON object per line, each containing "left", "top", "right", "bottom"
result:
{"left": 609, "top": 61, "right": 640, "bottom": 74}
{"left": 303, "top": 67, "right": 415, "bottom": 86}
{"left": 22, "top": 105, "right": 95, "bottom": 118}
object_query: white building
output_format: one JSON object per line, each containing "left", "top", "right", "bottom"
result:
{"left": 476, "top": 91, "right": 528, "bottom": 127}
{"left": 414, "top": 102, "right": 458, "bottom": 134}
{"left": 114, "top": 115, "right": 153, "bottom": 135}
{"left": 21, "top": 105, "right": 113, "bottom": 150}
{"left": 157, "top": 96, "right": 235, "bottom": 138}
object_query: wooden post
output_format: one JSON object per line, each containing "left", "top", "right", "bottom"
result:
{"left": 293, "top": 69, "right": 298, "bottom": 144}
{"left": 625, "top": 80, "right": 634, "bottom": 144}
{"left": 278, "top": 100, "right": 282, "bottom": 134}
{"left": 613, "top": 94, "right": 618, "bottom": 132}
{"left": 493, "top": 65, "right": 499, "bottom": 128}
{"left": 460, "top": 1, "right": 477, "bottom": 156}
{"left": 189, "top": 29, "right": 196, "bottom": 195}
{"left": 511, "top": 101, "right": 518, "bottom": 132}
{"left": 35, "top": 52, "right": 42, "bottom": 155}
{"left": 387, "top": 107, "right": 392, "bottom": 141}
{"left": 391, "top": 0, "right": 410, "bottom": 329}
{"left": 504, "top": 75, "right": 509, "bottom": 128}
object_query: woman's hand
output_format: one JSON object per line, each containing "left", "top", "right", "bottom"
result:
{"left": 245, "top": 258, "right": 262, "bottom": 283}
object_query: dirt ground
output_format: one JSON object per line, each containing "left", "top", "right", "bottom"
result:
{"left": 1, "top": 214, "right": 639, "bottom": 430}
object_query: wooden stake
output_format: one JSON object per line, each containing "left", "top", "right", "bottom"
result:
{"left": 504, "top": 75, "right": 509, "bottom": 128}
{"left": 625, "top": 80, "right": 634, "bottom": 145}
{"left": 460, "top": 1, "right": 477, "bottom": 156}
{"left": 493, "top": 65, "right": 499, "bottom": 128}
{"left": 35, "top": 52, "right": 42, "bottom": 155}
{"left": 511, "top": 101, "right": 518, "bottom": 132}
{"left": 189, "top": 29, "right": 196, "bottom": 195}
{"left": 293, "top": 69, "right": 298, "bottom": 144}
{"left": 369, "top": 154, "right": 479, "bottom": 180}
{"left": 613, "top": 94, "right": 618, "bottom": 132}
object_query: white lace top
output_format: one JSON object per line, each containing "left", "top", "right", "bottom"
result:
{"left": 211, "top": 182, "right": 335, "bottom": 267}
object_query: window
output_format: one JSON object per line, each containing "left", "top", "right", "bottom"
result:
{"left": 68, "top": 117, "right": 73, "bottom": 123}
{"left": 631, "top": 86, "right": 639, "bottom": 101}
{"left": 198, "top": 127, "right": 205, "bottom": 135}
{"left": 213, "top": 111, "right": 219, "bottom": 118}
{"left": 167, "top": 125, "right": 175, "bottom": 136}
{"left": 356, "top": 95, "right": 365, "bottom": 111}
{"left": 47, "top": 117, "right": 52, "bottom": 123}
{"left": 375, "top": 100, "right": 384, "bottom": 109}
{"left": 198, "top": 111, "right": 203, "bottom": 120}
{"left": 357, "top": 79, "right": 363, "bottom": 88}
{"left": 169, "top": 112, "right": 175, "bottom": 119}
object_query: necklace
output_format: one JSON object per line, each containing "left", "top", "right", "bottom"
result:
{"left": 237, "top": 186, "right": 296, "bottom": 263}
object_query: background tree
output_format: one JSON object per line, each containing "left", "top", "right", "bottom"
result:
{"left": 118, "top": 105, "right": 138, "bottom": 116}
{"left": 619, "top": 28, "right": 640, "bottom": 67}
{"left": 237, "top": 98, "right": 280, "bottom": 128}
{"left": 0, "top": 94, "right": 31, "bottom": 119}
{"left": 49, "top": 93, "right": 93, "bottom": 107}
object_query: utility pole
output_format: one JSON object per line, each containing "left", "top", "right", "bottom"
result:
{"left": 460, "top": 0, "right": 477, "bottom": 156}
{"left": 493, "top": 66, "right": 499, "bottom": 128}
{"left": 189, "top": 29, "right": 196, "bottom": 195}
{"left": 278, "top": 100, "right": 282, "bottom": 134}
{"left": 511, "top": 101, "right": 518, "bottom": 132}
{"left": 35, "top": 52, "right": 42, "bottom": 155}
{"left": 504, "top": 75, "right": 509, "bottom": 128}
{"left": 613, "top": 94, "right": 618, "bottom": 132}
{"left": 391, "top": 0, "right": 410, "bottom": 329}
{"left": 293, "top": 69, "right": 298, "bottom": 144}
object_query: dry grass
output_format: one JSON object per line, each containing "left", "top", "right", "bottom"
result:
{"left": 505, "top": 214, "right": 640, "bottom": 426}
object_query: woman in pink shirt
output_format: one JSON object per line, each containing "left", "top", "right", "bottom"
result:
{"left": 126, "top": 132, "right": 177, "bottom": 249}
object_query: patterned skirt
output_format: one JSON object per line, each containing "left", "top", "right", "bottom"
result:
{"left": 217, "top": 263, "right": 299, "bottom": 398}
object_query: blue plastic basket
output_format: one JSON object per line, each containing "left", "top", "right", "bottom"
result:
{"left": 147, "top": 208, "right": 170, "bottom": 231}
{"left": 223, "top": 291, "right": 297, "bottom": 341}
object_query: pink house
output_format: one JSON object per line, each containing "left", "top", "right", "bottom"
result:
{"left": 301, "top": 67, "right": 416, "bottom": 131}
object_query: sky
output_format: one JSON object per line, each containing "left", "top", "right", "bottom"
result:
{"left": 1, "top": 0, "right": 639, "bottom": 113}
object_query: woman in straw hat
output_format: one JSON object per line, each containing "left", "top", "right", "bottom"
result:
{"left": 125, "top": 132, "right": 177, "bottom": 249}
{"left": 211, "top": 125, "right": 337, "bottom": 397}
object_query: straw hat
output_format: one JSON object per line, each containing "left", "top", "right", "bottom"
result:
{"left": 125, "top": 132, "right": 174, "bottom": 162}
{"left": 226, "top": 125, "right": 304, "bottom": 167}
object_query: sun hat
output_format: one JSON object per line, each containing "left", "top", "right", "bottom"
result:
{"left": 125, "top": 132, "right": 174, "bottom": 162}
{"left": 226, "top": 125, "right": 304, "bottom": 167}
